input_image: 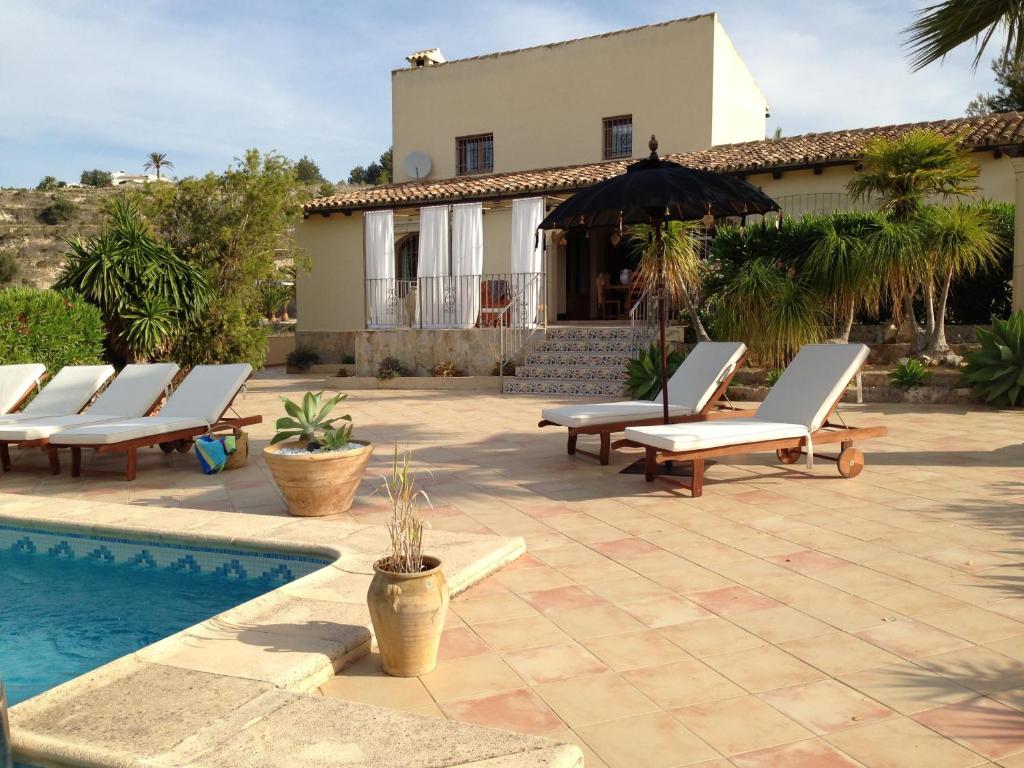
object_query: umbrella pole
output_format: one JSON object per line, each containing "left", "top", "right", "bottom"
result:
{"left": 657, "top": 221, "right": 669, "bottom": 425}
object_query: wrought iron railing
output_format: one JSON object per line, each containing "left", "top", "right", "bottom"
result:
{"left": 628, "top": 289, "right": 658, "bottom": 355}
{"left": 365, "top": 273, "right": 545, "bottom": 331}
{"left": 497, "top": 272, "right": 546, "bottom": 390}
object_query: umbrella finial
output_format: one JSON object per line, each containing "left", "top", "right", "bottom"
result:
{"left": 648, "top": 135, "right": 659, "bottom": 160}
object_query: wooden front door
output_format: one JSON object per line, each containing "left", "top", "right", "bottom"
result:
{"left": 564, "top": 231, "right": 591, "bottom": 320}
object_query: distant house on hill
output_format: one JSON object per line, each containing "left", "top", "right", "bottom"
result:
{"left": 110, "top": 171, "right": 170, "bottom": 186}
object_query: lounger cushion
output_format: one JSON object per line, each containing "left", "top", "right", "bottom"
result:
{"left": 160, "top": 364, "right": 252, "bottom": 424}
{"left": 542, "top": 401, "right": 696, "bottom": 428}
{"left": 541, "top": 341, "right": 746, "bottom": 428}
{"left": 21, "top": 365, "right": 114, "bottom": 417}
{"left": 755, "top": 344, "right": 868, "bottom": 431}
{"left": 657, "top": 341, "right": 747, "bottom": 413}
{"left": 50, "top": 416, "right": 208, "bottom": 446}
{"left": 0, "top": 364, "right": 46, "bottom": 414}
{"left": 88, "top": 363, "right": 180, "bottom": 417}
{"left": 624, "top": 418, "right": 808, "bottom": 453}
{"left": 0, "top": 415, "right": 126, "bottom": 442}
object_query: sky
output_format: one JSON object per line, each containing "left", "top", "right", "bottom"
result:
{"left": 0, "top": 0, "right": 1005, "bottom": 188}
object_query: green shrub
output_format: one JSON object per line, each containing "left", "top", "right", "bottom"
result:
{"left": 0, "top": 288, "right": 105, "bottom": 371}
{"left": 0, "top": 249, "right": 20, "bottom": 286}
{"left": 626, "top": 343, "right": 684, "bottom": 400}
{"left": 764, "top": 369, "right": 783, "bottom": 386}
{"left": 376, "top": 356, "right": 407, "bottom": 380}
{"left": 431, "top": 360, "right": 463, "bottom": 377}
{"left": 962, "top": 311, "right": 1024, "bottom": 406}
{"left": 286, "top": 348, "right": 320, "bottom": 371}
{"left": 38, "top": 196, "right": 78, "bottom": 225}
{"left": 890, "top": 358, "right": 930, "bottom": 390}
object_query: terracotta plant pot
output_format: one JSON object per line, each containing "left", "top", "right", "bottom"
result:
{"left": 367, "top": 555, "right": 449, "bottom": 677}
{"left": 263, "top": 439, "right": 373, "bottom": 517}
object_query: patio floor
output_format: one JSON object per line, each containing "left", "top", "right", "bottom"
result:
{"left": 3, "top": 369, "right": 1024, "bottom": 768}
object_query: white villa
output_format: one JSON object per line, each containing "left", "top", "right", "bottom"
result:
{"left": 295, "top": 14, "right": 1024, "bottom": 389}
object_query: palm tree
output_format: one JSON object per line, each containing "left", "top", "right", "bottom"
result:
{"left": 920, "top": 204, "right": 1000, "bottom": 355}
{"left": 847, "top": 129, "right": 979, "bottom": 351}
{"left": 143, "top": 152, "right": 174, "bottom": 180}
{"left": 624, "top": 220, "right": 710, "bottom": 341}
{"left": 800, "top": 213, "right": 879, "bottom": 342}
{"left": 904, "top": 0, "right": 1024, "bottom": 71}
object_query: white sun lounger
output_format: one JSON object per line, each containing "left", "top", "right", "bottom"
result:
{"left": 0, "top": 365, "right": 114, "bottom": 427}
{"left": 0, "top": 363, "right": 179, "bottom": 475}
{"left": 618, "top": 344, "right": 887, "bottom": 496}
{"left": 0, "top": 364, "right": 47, "bottom": 415}
{"left": 49, "top": 364, "right": 261, "bottom": 480}
{"left": 538, "top": 341, "right": 747, "bottom": 465}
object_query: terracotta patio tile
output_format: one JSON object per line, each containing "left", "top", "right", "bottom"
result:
{"left": 687, "top": 585, "right": 780, "bottom": 616}
{"left": 472, "top": 614, "right": 571, "bottom": 652}
{"left": 792, "top": 593, "right": 897, "bottom": 632}
{"left": 913, "top": 697, "right": 1024, "bottom": 760}
{"left": 519, "top": 584, "right": 607, "bottom": 615}
{"left": 533, "top": 671, "right": 659, "bottom": 728}
{"left": 450, "top": 592, "right": 541, "bottom": 625}
{"left": 436, "top": 625, "right": 489, "bottom": 660}
{"left": 658, "top": 617, "right": 766, "bottom": 658}
{"left": 503, "top": 642, "right": 608, "bottom": 685}
{"left": 586, "top": 577, "right": 676, "bottom": 605}
{"left": 420, "top": 651, "right": 523, "bottom": 702}
{"left": 440, "top": 687, "right": 565, "bottom": 735}
{"left": 623, "top": 658, "right": 745, "bottom": 709}
{"left": 491, "top": 563, "right": 576, "bottom": 592}
{"left": 780, "top": 631, "right": 903, "bottom": 675}
{"left": 556, "top": 558, "right": 637, "bottom": 584}
{"left": 839, "top": 661, "right": 977, "bottom": 715}
{"left": 921, "top": 607, "right": 1024, "bottom": 645}
{"left": 530, "top": 542, "right": 607, "bottom": 567}
{"left": 551, "top": 602, "right": 648, "bottom": 639}
{"left": 590, "top": 537, "right": 663, "bottom": 560}
{"left": 730, "top": 739, "right": 866, "bottom": 768}
{"left": 702, "top": 644, "right": 826, "bottom": 693}
{"left": 766, "top": 549, "right": 849, "bottom": 575}
{"left": 619, "top": 595, "right": 713, "bottom": 628}
{"left": 760, "top": 679, "right": 895, "bottom": 734}
{"left": 645, "top": 563, "right": 737, "bottom": 594}
{"left": 917, "top": 646, "right": 1024, "bottom": 695}
{"left": 576, "top": 712, "right": 719, "bottom": 768}
{"left": 825, "top": 716, "right": 986, "bottom": 768}
{"left": 856, "top": 618, "right": 973, "bottom": 659}
{"left": 671, "top": 695, "right": 812, "bottom": 755}
{"left": 580, "top": 630, "right": 691, "bottom": 672}
{"left": 319, "top": 653, "right": 434, "bottom": 713}
{"left": 729, "top": 605, "right": 835, "bottom": 644}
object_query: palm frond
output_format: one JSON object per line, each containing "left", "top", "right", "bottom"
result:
{"left": 904, "top": 0, "right": 1024, "bottom": 72}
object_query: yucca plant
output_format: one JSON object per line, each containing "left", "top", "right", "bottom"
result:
{"left": 890, "top": 358, "right": 930, "bottom": 390}
{"left": 626, "top": 343, "right": 685, "bottom": 400}
{"left": 270, "top": 391, "right": 352, "bottom": 450}
{"left": 962, "top": 312, "right": 1024, "bottom": 406}
{"left": 380, "top": 448, "right": 431, "bottom": 574}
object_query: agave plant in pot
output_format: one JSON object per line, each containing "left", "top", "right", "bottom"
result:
{"left": 367, "top": 449, "right": 449, "bottom": 677}
{"left": 263, "top": 391, "right": 373, "bottom": 516}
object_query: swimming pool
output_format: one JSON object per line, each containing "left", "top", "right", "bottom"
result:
{"left": 0, "top": 523, "right": 330, "bottom": 706}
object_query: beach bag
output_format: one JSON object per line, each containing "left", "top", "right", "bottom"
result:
{"left": 194, "top": 425, "right": 248, "bottom": 474}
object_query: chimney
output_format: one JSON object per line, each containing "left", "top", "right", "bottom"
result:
{"left": 405, "top": 48, "right": 446, "bottom": 68}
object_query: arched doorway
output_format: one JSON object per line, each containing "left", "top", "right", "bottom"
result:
{"left": 396, "top": 233, "right": 418, "bottom": 281}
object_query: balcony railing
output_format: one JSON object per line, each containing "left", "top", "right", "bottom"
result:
{"left": 366, "top": 273, "right": 545, "bottom": 331}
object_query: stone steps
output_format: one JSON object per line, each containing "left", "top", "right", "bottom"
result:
{"left": 524, "top": 351, "right": 634, "bottom": 366}
{"left": 503, "top": 378, "right": 629, "bottom": 396}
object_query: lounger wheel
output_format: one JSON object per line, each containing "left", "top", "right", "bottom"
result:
{"left": 776, "top": 447, "right": 802, "bottom": 464}
{"left": 175, "top": 439, "right": 193, "bottom": 453}
{"left": 837, "top": 446, "right": 864, "bottom": 478}
{"left": 159, "top": 442, "right": 175, "bottom": 454}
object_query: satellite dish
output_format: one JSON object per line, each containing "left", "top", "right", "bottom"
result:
{"left": 403, "top": 151, "right": 432, "bottom": 180}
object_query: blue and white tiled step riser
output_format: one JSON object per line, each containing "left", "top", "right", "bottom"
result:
{"left": 525, "top": 352, "right": 634, "bottom": 366}
{"left": 534, "top": 339, "right": 639, "bottom": 353}
{"left": 515, "top": 365, "right": 629, "bottom": 381}
{"left": 503, "top": 378, "right": 629, "bottom": 396}
{"left": 0, "top": 523, "right": 329, "bottom": 585}
{"left": 543, "top": 326, "right": 641, "bottom": 340}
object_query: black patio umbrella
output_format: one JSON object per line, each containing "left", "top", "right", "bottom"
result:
{"left": 539, "top": 136, "right": 780, "bottom": 424}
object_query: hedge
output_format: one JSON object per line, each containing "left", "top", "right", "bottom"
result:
{"left": 0, "top": 287, "right": 106, "bottom": 372}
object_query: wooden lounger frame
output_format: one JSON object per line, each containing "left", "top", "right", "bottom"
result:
{"left": 612, "top": 385, "right": 887, "bottom": 497}
{"left": 4, "top": 371, "right": 49, "bottom": 416}
{"left": 0, "top": 389, "right": 169, "bottom": 478}
{"left": 537, "top": 354, "right": 748, "bottom": 466}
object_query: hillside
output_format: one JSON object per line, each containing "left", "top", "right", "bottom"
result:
{"left": 0, "top": 187, "right": 120, "bottom": 288}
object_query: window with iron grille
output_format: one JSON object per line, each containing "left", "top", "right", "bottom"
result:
{"left": 603, "top": 115, "right": 632, "bottom": 159}
{"left": 456, "top": 133, "right": 493, "bottom": 175}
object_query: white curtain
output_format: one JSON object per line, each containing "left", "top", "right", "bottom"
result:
{"left": 417, "top": 205, "right": 450, "bottom": 327}
{"left": 364, "top": 210, "right": 396, "bottom": 327}
{"left": 451, "top": 202, "right": 483, "bottom": 328}
{"left": 511, "top": 197, "right": 545, "bottom": 328}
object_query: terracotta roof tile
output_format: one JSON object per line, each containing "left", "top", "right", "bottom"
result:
{"left": 305, "top": 112, "right": 1024, "bottom": 214}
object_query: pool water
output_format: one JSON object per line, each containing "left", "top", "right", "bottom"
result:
{"left": 0, "top": 524, "right": 329, "bottom": 706}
